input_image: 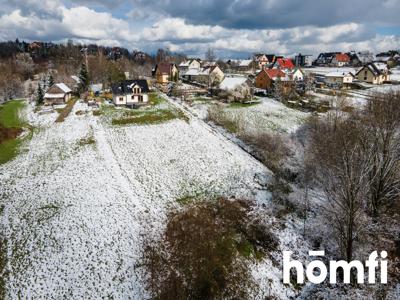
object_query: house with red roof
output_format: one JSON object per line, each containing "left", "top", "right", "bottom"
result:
{"left": 255, "top": 68, "right": 289, "bottom": 90}
{"left": 273, "top": 58, "right": 295, "bottom": 70}
{"left": 331, "top": 53, "right": 351, "bottom": 67}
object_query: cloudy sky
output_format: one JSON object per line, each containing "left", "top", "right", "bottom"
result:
{"left": 0, "top": 0, "right": 400, "bottom": 58}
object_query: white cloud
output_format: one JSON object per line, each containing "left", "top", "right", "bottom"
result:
{"left": 0, "top": 3, "right": 399, "bottom": 57}
{"left": 61, "top": 6, "right": 133, "bottom": 41}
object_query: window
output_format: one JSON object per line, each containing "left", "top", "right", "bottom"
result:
{"left": 139, "top": 95, "right": 143, "bottom": 102}
{"left": 133, "top": 87, "right": 140, "bottom": 94}
{"left": 364, "top": 77, "right": 367, "bottom": 80}
{"left": 364, "top": 70, "right": 368, "bottom": 76}
{"left": 119, "top": 97, "right": 123, "bottom": 101}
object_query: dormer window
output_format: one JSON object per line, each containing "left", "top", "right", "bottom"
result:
{"left": 133, "top": 87, "right": 141, "bottom": 94}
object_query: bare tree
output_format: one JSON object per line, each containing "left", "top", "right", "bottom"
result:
{"left": 309, "top": 113, "right": 372, "bottom": 262}
{"left": 363, "top": 92, "right": 400, "bottom": 218}
{"left": 205, "top": 47, "right": 216, "bottom": 62}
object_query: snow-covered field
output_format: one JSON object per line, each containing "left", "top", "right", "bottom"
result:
{"left": 390, "top": 67, "right": 400, "bottom": 81}
{"left": 215, "top": 97, "right": 309, "bottom": 134}
{"left": 0, "top": 100, "right": 291, "bottom": 298}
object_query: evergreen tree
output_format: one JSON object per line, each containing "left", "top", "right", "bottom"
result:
{"left": 36, "top": 83, "right": 44, "bottom": 105}
{"left": 48, "top": 74, "right": 54, "bottom": 87}
{"left": 78, "top": 63, "right": 90, "bottom": 92}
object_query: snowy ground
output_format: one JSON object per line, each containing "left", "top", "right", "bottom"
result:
{"left": 390, "top": 67, "right": 400, "bottom": 82}
{"left": 190, "top": 97, "right": 309, "bottom": 134}
{"left": 1, "top": 100, "right": 303, "bottom": 298}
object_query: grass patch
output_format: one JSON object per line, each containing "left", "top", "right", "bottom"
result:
{"left": 229, "top": 101, "right": 260, "bottom": 108}
{"left": 55, "top": 98, "right": 77, "bottom": 123}
{"left": 0, "top": 100, "right": 26, "bottom": 128}
{"left": 207, "top": 105, "right": 241, "bottom": 133}
{"left": 176, "top": 195, "right": 196, "bottom": 205}
{"left": 149, "top": 93, "right": 165, "bottom": 106}
{"left": 92, "top": 110, "right": 102, "bottom": 116}
{"left": 75, "top": 110, "right": 86, "bottom": 115}
{"left": 112, "top": 108, "right": 187, "bottom": 126}
{"left": 0, "top": 100, "right": 27, "bottom": 165}
{"left": 78, "top": 135, "right": 96, "bottom": 147}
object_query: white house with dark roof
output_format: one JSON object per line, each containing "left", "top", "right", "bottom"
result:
{"left": 111, "top": 80, "right": 150, "bottom": 108}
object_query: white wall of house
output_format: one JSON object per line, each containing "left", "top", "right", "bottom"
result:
{"left": 189, "top": 60, "right": 201, "bottom": 70}
{"left": 356, "top": 68, "right": 387, "bottom": 84}
{"left": 292, "top": 70, "right": 304, "bottom": 81}
{"left": 113, "top": 94, "right": 148, "bottom": 106}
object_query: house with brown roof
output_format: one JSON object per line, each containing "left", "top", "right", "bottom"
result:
{"left": 153, "top": 63, "right": 179, "bottom": 84}
{"left": 255, "top": 68, "right": 289, "bottom": 90}
{"left": 44, "top": 83, "right": 72, "bottom": 105}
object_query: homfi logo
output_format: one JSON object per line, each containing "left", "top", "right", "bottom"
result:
{"left": 283, "top": 250, "right": 388, "bottom": 284}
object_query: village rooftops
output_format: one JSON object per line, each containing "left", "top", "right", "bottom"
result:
{"left": 335, "top": 53, "right": 351, "bottom": 62}
{"left": 274, "top": 58, "right": 295, "bottom": 69}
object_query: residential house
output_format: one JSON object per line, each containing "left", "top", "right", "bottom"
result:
{"left": 289, "top": 68, "right": 304, "bottom": 81}
{"left": 253, "top": 54, "right": 269, "bottom": 69}
{"left": 202, "top": 61, "right": 218, "bottom": 68}
{"left": 266, "top": 54, "right": 277, "bottom": 65}
{"left": 314, "top": 52, "right": 340, "bottom": 66}
{"left": 324, "top": 72, "right": 354, "bottom": 88}
{"left": 331, "top": 53, "right": 351, "bottom": 67}
{"left": 90, "top": 84, "right": 103, "bottom": 96}
{"left": 255, "top": 68, "right": 288, "bottom": 90}
{"left": 153, "top": 63, "right": 179, "bottom": 84}
{"left": 182, "top": 65, "right": 224, "bottom": 86}
{"left": 294, "top": 54, "right": 313, "bottom": 67}
{"left": 375, "top": 55, "right": 398, "bottom": 68}
{"left": 273, "top": 58, "right": 295, "bottom": 71}
{"left": 347, "top": 51, "right": 375, "bottom": 66}
{"left": 179, "top": 59, "right": 201, "bottom": 73}
{"left": 111, "top": 80, "right": 150, "bottom": 108}
{"left": 237, "top": 59, "right": 255, "bottom": 72}
{"left": 355, "top": 62, "right": 390, "bottom": 84}
{"left": 44, "top": 83, "right": 72, "bottom": 105}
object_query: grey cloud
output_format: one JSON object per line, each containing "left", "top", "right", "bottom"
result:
{"left": 131, "top": 0, "right": 400, "bottom": 29}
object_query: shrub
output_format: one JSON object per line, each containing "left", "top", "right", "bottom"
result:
{"left": 240, "top": 131, "right": 291, "bottom": 173}
{"left": 142, "top": 198, "right": 278, "bottom": 299}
